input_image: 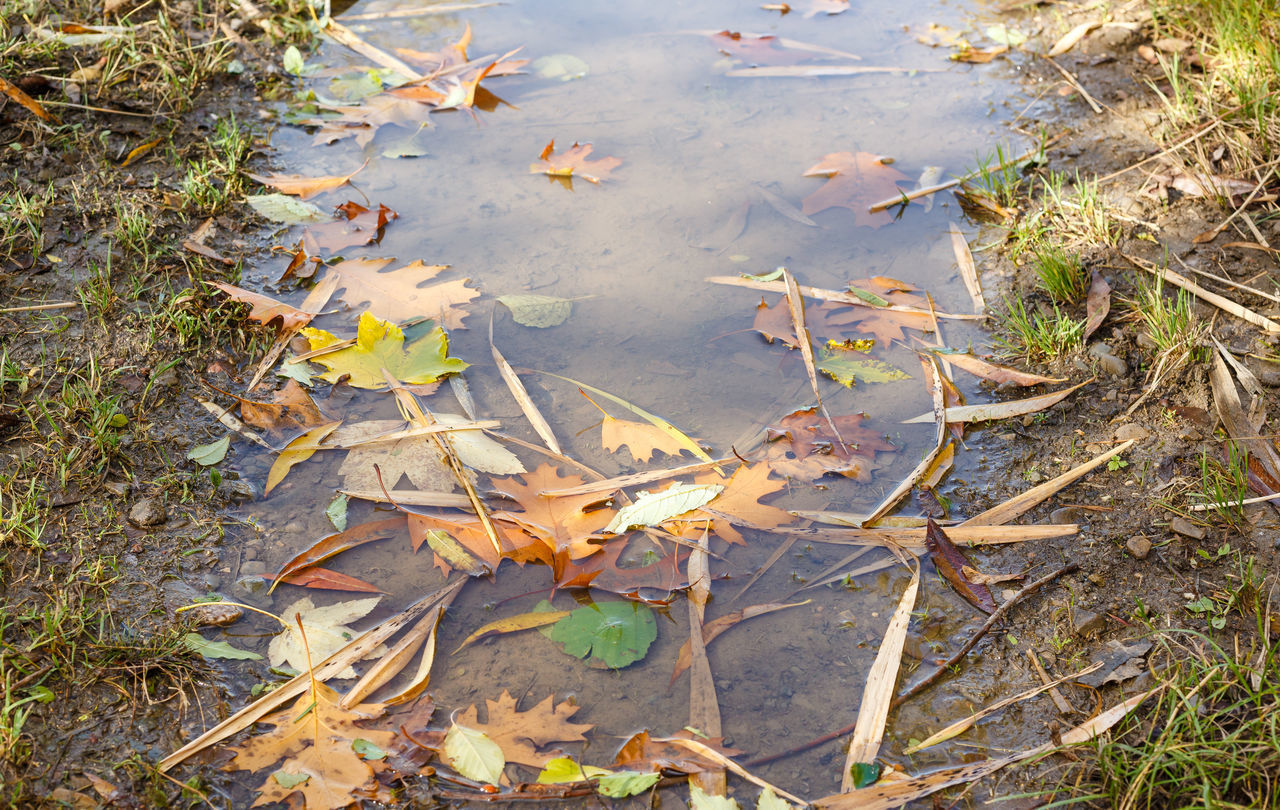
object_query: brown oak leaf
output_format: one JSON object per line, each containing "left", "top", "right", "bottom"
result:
{"left": 801, "top": 152, "right": 911, "bottom": 227}
{"left": 530, "top": 140, "right": 621, "bottom": 186}
{"left": 454, "top": 690, "right": 593, "bottom": 768}
{"left": 759, "top": 407, "right": 895, "bottom": 481}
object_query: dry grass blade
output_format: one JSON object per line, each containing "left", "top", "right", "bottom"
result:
{"left": 903, "top": 661, "right": 1102, "bottom": 753}
{"left": 707, "top": 275, "right": 981, "bottom": 319}
{"left": 323, "top": 18, "right": 423, "bottom": 79}
{"left": 948, "top": 224, "right": 985, "bottom": 313}
{"left": 340, "top": 488, "right": 472, "bottom": 508}
{"left": 340, "top": 608, "right": 438, "bottom": 708}
{"left": 788, "top": 522, "right": 1078, "bottom": 549}
{"left": 194, "top": 396, "right": 271, "bottom": 449}
{"left": 961, "top": 440, "right": 1135, "bottom": 526}
{"left": 160, "top": 578, "right": 464, "bottom": 771}
{"left": 1124, "top": 252, "right": 1280, "bottom": 333}
{"left": 539, "top": 458, "right": 727, "bottom": 497}
{"left": 841, "top": 559, "right": 919, "bottom": 790}
{"left": 1211, "top": 352, "right": 1280, "bottom": 482}
{"left": 657, "top": 737, "right": 807, "bottom": 806}
{"left": 1042, "top": 55, "right": 1104, "bottom": 113}
{"left": 783, "top": 268, "right": 845, "bottom": 447}
{"left": 490, "top": 314, "right": 564, "bottom": 456}
{"left": 861, "top": 356, "right": 946, "bottom": 526}
{"left": 1028, "top": 649, "right": 1076, "bottom": 716}
{"left": 726, "top": 65, "right": 937, "bottom": 77}
{"left": 328, "top": 420, "right": 501, "bottom": 449}
{"left": 901, "top": 380, "right": 1088, "bottom": 423}
{"left": 341, "top": 3, "right": 501, "bottom": 20}
{"left": 686, "top": 528, "right": 725, "bottom": 795}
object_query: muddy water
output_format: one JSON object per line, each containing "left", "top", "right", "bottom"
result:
{"left": 214, "top": 0, "right": 1044, "bottom": 801}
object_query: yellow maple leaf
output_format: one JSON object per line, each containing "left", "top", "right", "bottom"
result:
{"left": 302, "top": 311, "right": 467, "bottom": 390}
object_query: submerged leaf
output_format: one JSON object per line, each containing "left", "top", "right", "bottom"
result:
{"left": 266, "top": 421, "right": 341, "bottom": 495}
{"left": 267, "top": 595, "right": 386, "bottom": 679}
{"left": 531, "top": 140, "right": 621, "bottom": 185}
{"left": 498, "top": 293, "right": 574, "bottom": 327}
{"left": 302, "top": 311, "right": 468, "bottom": 390}
{"left": 183, "top": 633, "right": 262, "bottom": 660}
{"left": 542, "top": 601, "right": 657, "bottom": 668}
{"left": 818, "top": 344, "right": 912, "bottom": 387}
{"left": 246, "top": 194, "right": 328, "bottom": 224}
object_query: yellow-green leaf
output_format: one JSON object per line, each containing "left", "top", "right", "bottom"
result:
{"left": 443, "top": 723, "right": 505, "bottom": 784}
{"left": 454, "top": 610, "right": 571, "bottom": 653}
{"left": 302, "top": 311, "right": 468, "bottom": 390}
{"left": 266, "top": 421, "right": 341, "bottom": 495}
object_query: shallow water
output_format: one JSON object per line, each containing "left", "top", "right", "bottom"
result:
{"left": 210, "top": 0, "right": 1049, "bottom": 801}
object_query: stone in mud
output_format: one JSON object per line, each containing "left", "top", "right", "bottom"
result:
{"left": 1170, "top": 517, "right": 1208, "bottom": 540}
{"left": 1072, "top": 606, "right": 1107, "bottom": 636}
{"left": 128, "top": 497, "right": 167, "bottom": 528}
{"left": 233, "top": 574, "right": 274, "bottom": 606}
{"left": 239, "top": 560, "right": 267, "bottom": 577}
{"left": 1113, "top": 423, "right": 1149, "bottom": 441}
{"left": 1126, "top": 534, "right": 1153, "bottom": 560}
{"left": 187, "top": 602, "right": 243, "bottom": 628}
{"left": 1245, "top": 358, "right": 1280, "bottom": 387}
{"left": 1079, "top": 638, "right": 1153, "bottom": 687}
{"left": 1088, "top": 342, "right": 1128, "bottom": 377}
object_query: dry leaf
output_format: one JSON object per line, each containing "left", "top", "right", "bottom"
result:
{"left": 802, "top": 152, "right": 911, "bottom": 227}
{"left": 455, "top": 690, "right": 593, "bottom": 768}
{"left": 247, "top": 162, "right": 366, "bottom": 200}
{"left": 530, "top": 140, "right": 621, "bottom": 185}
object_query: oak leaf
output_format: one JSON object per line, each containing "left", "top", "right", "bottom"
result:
{"left": 530, "top": 140, "right": 621, "bottom": 185}
{"left": 327, "top": 258, "right": 478, "bottom": 329}
{"left": 455, "top": 690, "right": 593, "bottom": 768}
{"left": 801, "top": 152, "right": 911, "bottom": 227}
{"left": 556, "top": 536, "right": 688, "bottom": 599}
{"left": 759, "top": 407, "right": 895, "bottom": 481}
{"left": 338, "top": 427, "right": 454, "bottom": 493}
{"left": 688, "top": 462, "right": 793, "bottom": 545}
{"left": 303, "top": 202, "right": 398, "bottom": 253}
{"left": 602, "top": 416, "right": 692, "bottom": 463}
{"left": 301, "top": 311, "right": 467, "bottom": 390}
{"left": 226, "top": 682, "right": 395, "bottom": 809}
{"left": 236, "top": 380, "right": 333, "bottom": 438}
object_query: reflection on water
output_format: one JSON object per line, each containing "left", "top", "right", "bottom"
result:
{"left": 213, "top": 0, "right": 1045, "bottom": 800}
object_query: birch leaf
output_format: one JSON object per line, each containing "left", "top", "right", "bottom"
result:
{"left": 604, "top": 484, "right": 724, "bottom": 534}
{"left": 268, "top": 596, "right": 385, "bottom": 679}
{"left": 443, "top": 723, "right": 505, "bottom": 784}
{"left": 499, "top": 294, "right": 574, "bottom": 327}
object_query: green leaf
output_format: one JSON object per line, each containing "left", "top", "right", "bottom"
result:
{"left": 850, "top": 761, "right": 881, "bottom": 789}
{"left": 183, "top": 632, "right": 263, "bottom": 660}
{"left": 603, "top": 483, "right": 723, "bottom": 534}
{"left": 690, "top": 785, "right": 741, "bottom": 810}
{"left": 276, "top": 357, "right": 314, "bottom": 385}
{"left": 329, "top": 70, "right": 385, "bottom": 102}
{"left": 544, "top": 601, "right": 657, "bottom": 669}
{"left": 817, "top": 346, "right": 911, "bottom": 387}
{"left": 443, "top": 723, "right": 505, "bottom": 784}
{"left": 187, "top": 435, "right": 230, "bottom": 466}
{"left": 846, "top": 286, "right": 890, "bottom": 306}
{"left": 352, "top": 738, "right": 387, "bottom": 760}
{"left": 742, "top": 267, "right": 785, "bottom": 282}
{"left": 302, "top": 311, "right": 468, "bottom": 390}
{"left": 246, "top": 193, "right": 327, "bottom": 225}
{"left": 326, "top": 493, "right": 349, "bottom": 532}
{"left": 498, "top": 294, "right": 573, "bottom": 328}
{"left": 756, "top": 788, "right": 792, "bottom": 810}
{"left": 272, "top": 769, "right": 310, "bottom": 789}
{"left": 282, "top": 45, "right": 305, "bottom": 76}
{"left": 537, "top": 756, "right": 612, "bottom": 782}
{"left": 26, "top": 686, "right": 55, "bottom": 705}
{"left": 596, "top": 771, "right": 662, "bottom": 798}
{"left": 985, "top": 24, "right": 1027, "bottom": 45}
{"left": 532, "top": 53, "right": 590, "bottom": 81}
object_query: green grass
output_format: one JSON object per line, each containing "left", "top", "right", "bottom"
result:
{"left": 1195, "top": 442, "right": 1251, "bottom": 528}
{"left": 968, "top": 144, "right": 1024, "bottom": 209}
{"left": 1033, "top": 246, "right": 1087, "bottom": 304}
{"left": 996, "top": 297, "right": 1085, "bottom": 361}
{"left": 1061, "top": 556, "right": 1279, "bottom": 809}
{"left": 1132, "top": 274, "right": 1205, "bottom": 359}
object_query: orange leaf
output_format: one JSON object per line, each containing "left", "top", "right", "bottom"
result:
{"left": 530, "top": 140, "right": 621, "bottom": 185}
{"left": 454, "top": 690, "right": 593, "bottom": 768}
{"left": 759, "top": 407, "right": 895, "bottom": 482}
{"left": 0, "top": 76, "right": 54, "bottom": 122}
{"left": 247, "top": 161, "right": 366, "bottom": 200}
{"left": 489, "top": 464, "right": 616, "bottom": 561}
{"left": 802, "top": 152, "right": 911, "bottom": 227}
{"left": 689, "top": 461, "right": 793, "bottom": 545}
{"left": 601, "top": 416, "right": 691, "bottom": 463}
{"left": 269, "top": 517, "right": 404, "bottom": 590}
{"left": 279, "top": 566, "right": 385, "bottom": 593}
{"left": 224, "top": 379, "right": 333, "bottom": 438}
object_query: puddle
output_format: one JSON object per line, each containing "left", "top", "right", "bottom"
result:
{"left": 201, "top": 0, "right": 1052, "bottom": 801}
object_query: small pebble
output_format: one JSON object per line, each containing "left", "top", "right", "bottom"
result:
{"left": 1114, "top": 423, "right": 1149, "bottom": 441}
{"left": 1170, "top": 517, "right": 1207, "bottom": 540}
{"left": 128, "top": 497, "right": 167, "bottom": 528}
{"left": 1072, "top": 607, "right": 1107, "bottom": 636}
{"left": 1127, "top": 534, "right": 1152, "bottom": 560}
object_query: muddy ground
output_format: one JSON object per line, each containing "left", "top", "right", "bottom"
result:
{"left": 2, "top": 0, "right": 1277, "bottom": 806}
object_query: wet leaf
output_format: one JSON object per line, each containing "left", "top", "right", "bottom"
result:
{"left": 267, "top": 595, "right": 386, "bottom": 679}
{"left": 686, "top": 462, "right": 794, "bottom": 545}
{"left": 985, "top": 24, "right": 1027, "bottom": 46}
{"left": 849, "top": 762, "right": 881, "bottom": 789}
{"left": 532, "top": 53, "right": 589, "bottom": 81}
{"left": 211, "top": 281, "right": 315, "bottom": 333}
{"left": 455, "top": 690, "right": 594, "bottom": 767}
{"left": 328, "top": 258, "right": 478, "bottom": 329}
{"left": 691, "top": 785, "right": 741, "bottom": 810}
{"left": 542, "top": 601, "right": 657, "bottom": 668}
{"left": 901, "top": 380, "right": 1088, "bottom": 424}
{"left": 455, "top": 610, "right": 571, "bottom": 652}
{"left": 758, "top": 787, "right": 794, "bottom": 810}
{"left": 803, "top": 0, "right": 848, "bottom": 16}
{"left": 326, "top": 493, "right": 349, "bottom": 531}
{"left": 604, "top": 484, "right": 724, "bottom": 534}
{"left": 802, "top": 152, "right": 911, "bottom": 228}
{"left": 0, "top": 76, "right": 54, "bottom": 122}
{"left": 499, "top": 293, "right": 574, "bottom": 327}
{"left": 183, "top": 633, "right": 262, "bottom": 660}
{"left": 187, "top": 435, "right": 230, "bottom": 466}
{"left": 489, "top": 464, "right": 618, "bottom": 561}
{"left": 282, "top": 44, "right": 305, "bottom": 75}
{"left": 1083, "top": 270, "right": 1111, "bottom": 341}
{"left": 245, "top": 193, "right": 328, "bottom": 224}
{"left": 246, "top": 162, "right": 366, "bottom": 200}
{"left": 925, "top": 520, "right": 995, "bottom": 613}
{"left": 530, "top": 140, "right": 621, "bottom": 185}
{"left": 266, "top": 421, "right": 341, "bottom": 495}
{"left": 601, "top": 415, "right": 692, "bottom": 463}
{"left": 443, "top": 723, "right": 505, "bottom": 784}
{"left": 760, "top": 407, "right": 895, "bottom": 482}
{"left": 818, "top": 343, "right": 912, "bottom": 387}
{"left": 303, "top": 202, "right": 398, "bottom": 253}
{"left": 302, "top": 311, "right": 467, "bottom": 390}
{"left": 613, "top": 730, "right": 741, "bottom": 774}
{"left": 337, "top": 423, "right": 454, "bottom": 493}
{"left": 928, "top": 349, "right": 1064, "bottom": 386}
{"left": 233, "top": 379, "right": 332, "bottom": 438}
{"left": 279, "top": 566, "right": 383, "bottom": 593}
{"left": 537, "top": 757, "right": 662, "bottom": 796}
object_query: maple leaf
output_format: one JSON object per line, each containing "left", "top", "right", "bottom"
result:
{"left": 530, "top": 140, "right": 621, "bottom": 186}
{"left": 801, "top": 152, "right": 911, "bottom": 227}
{"left": 303, "top": 202, "right": 398, "bottom": 254}
{"left": 758, "top": 407, "right": 895, "bottom": 481}
{"left": 409, "top": 510, "right": 549, "bottom": 575}
{"left": 226, "top": 682, "right": 395, "bottom": 810}
{"left": 455, "top": 691, "right": 593, "bottom": 768}
{"left": 338, "top": 429, "right": 454, "bottom": 493}
{"left": 301, "top": 311, "right": 468, "bottom": 390}
{"left": 305, "top": 94, "right": 431, "bottom": 147}
{"left": 236, "top": 380, "right": 333, "bottom": 439}
{"left": 246, "top": 162, "right": 365, "bottom": 200}
{"left": 687, "top": 462, "right": 793, "bottom": 545}
{"left": 489, "top": 464, "right": 616, "bottom": 562}
{"left": 326, "top": 258, "right": 478, "bottom": 329}
{"left": 268, "top": 595, "right": 387, "bottom": 679}
{"left": 601, "top": 416, "right": 692, "bottom": 463}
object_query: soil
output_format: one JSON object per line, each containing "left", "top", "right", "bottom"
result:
{"left": 2, "top": 0, "right": 1278, "bottom": 807}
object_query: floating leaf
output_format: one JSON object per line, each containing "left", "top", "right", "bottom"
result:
{"left": 530, "top": 140, "right": 621, "bottom": 185}
{"left": 849, "top": 762, "right": 881, "bottom": 789}
{"left": 326, "top": 494, "right": 349, "bottom": 531}
{"left": 455, "top": 690, "right": 593, "bottom": 767}
{"left": 818, "top": 345, "right": 912, "bottom": 387}
{"left": 183, "top": 633, "right": 262, "bottom": 660}
{"left": 604, "top": 484, "right": 723, "bottom": 534}
{"left": 272, "top": 770, "right": 310, "bottom": 789}
{"left": 351, "top": 739, "right": 387, "bottom": 760}
{"left": 498, "top": 294, "right": 574, "bottom": 327}
{"left": 266, "top": 421, "right": 341, "bottom": 495}
{"left": 443, "top": 723, "right": 505, "bottom": 784}
{"left": 246, "top": 194, "right": 328, "bottom": 225}
{"left": 302, "top": 311, "right": 468, "bottom": 390}
{"left": 187, "top": 435, "right": 230, "bottom": 466}
{"left": 758, "top": 787, "right": 794, "bottom": 810}
{"left": 267, "top": 595, "right": 385, "bottom": 679}
{"left": 532, "top": 53, "right": 589, "bottom": 81}
{"left": 542, "top": 601, "right": 657, "bottom": 669}
{"left": 246, "top": 162, "right": 366, "bottom": 200}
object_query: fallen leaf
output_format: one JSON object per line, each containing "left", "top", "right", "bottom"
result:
{"left": 601, "top": 415, "right": 691, "bottom": 463}
{"left": 818, "top": 341, "right": 913, "bottom": 387}
{"left": 455, "top": 690, "right": 594, "bottom": 767}
{"left": 1083, "top": 270, "right": 1111, "bottom": 341}
{"left": 613, "top": 729, "right": 742, "bottom": 774}
{"left": 245, "top": 193, "right": 328, "bottom": 224}
{"left": 268, "top": 595, "right": 386, "bottom": 679}
{"left": 266, "top": 421, "right": 341, "bottom": 495}
{"left": 443, "top": 723, "right": 505, "bottom": 784}
{"left": 541, "top": 600, "right": 657, "bottom": 669}
{"left": 604, "top": 483, "right": 724, "bottom": 534}
{"left": 0, "top": 76, "right": 55, "bottom": 122}
{"left": 279, "top": 566, "right": 384, "bottom": 593}
{"left": 499, "top": 293, "right": 574, "bottom": 327}
{"left": 687, "top": 461, "right": 793, "bottom": 545}
{"left": 455, "top": 610, "right": 571, "bottom": 652}
{"left": 951, "top": 44, "right": 1008, "bottom": 63}
{"left": 489, "top": 464, "right": 617, "bottom": 561}
{"left": 530, "top": 140, "right": 621, "bottom": 185}
{"left": 303, "top": 202, "right": 398, "bottom": 253}
{"left": 901, "top": 380, "right": 1088, "bottom": 423}
{"left": 802, "top": 152, "right": 911, "bottom": 227}
{"left": 537, "top": 758, "right": 662, "bottom": 797}
{"left": 1049, "top": 21, "right": 1100, "bottom": 56}
{"left": 211, "top": 281, "right": 315, "bottom": 333}
{"left": 691, "top": 785, "right": 741, "bottom": 810}
{"left": 247, "top": 162, "right": 366, "bottom": 200}
{"left": 337, "top": 423, "right": 454, "bottom": 493}
{"left": 302, "top": 311, "right": 468, "bottom": 390}
{"left": 184, "top": 633, "right": 262, "bottom": 660}
{"left": 270, "top": 517, "right": 404, "bottom": 591}
{"left": 760, "top": 407, "right": 895, "bottom": 481}
{"left": 925, "top": 519, "right": 995, "bottom": 613}
{"left": 555, "top": 536, "right": 689, "bottom": 599}
{"left": 327, "top": 258, "right": 478, "bottom": 329}
{"left": 231, "top": 379, "right": 333, "bottom": 438}
{"left": 187, "top": 435, "right": 230, "bottom": 466}
{"left": 927, "top": 349, "right": 1064, "bottom": 386}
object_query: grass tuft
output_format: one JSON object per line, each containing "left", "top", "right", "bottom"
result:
{"left": 1033, "top": 246, "right": 1087, "bottom": 304}
{"left": 996, "top": 297, "right": 1084, "bottom": 361}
